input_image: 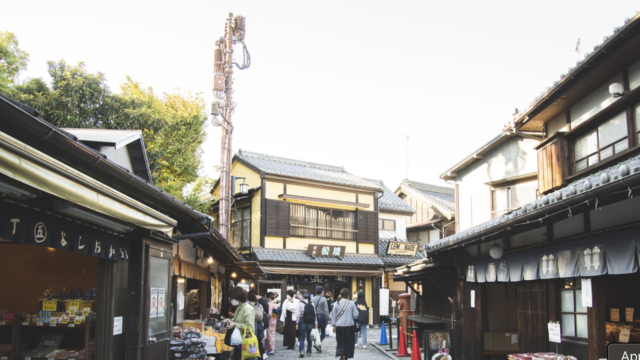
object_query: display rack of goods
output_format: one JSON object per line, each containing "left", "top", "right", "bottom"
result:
{"left": 170, "top": 327, "right": 209, "bottom": 359}
{"left": 508, "top": 353, "right": 577, "bottom": 360}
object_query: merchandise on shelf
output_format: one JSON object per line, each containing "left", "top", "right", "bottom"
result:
{"left": 508, "top": 353, "right": 577, "bottom": 360}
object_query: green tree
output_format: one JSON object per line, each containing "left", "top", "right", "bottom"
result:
{"left": 11, "top": 60, "right": 209, "bottom": 207}
{"left": 0, "top": 31, "right": 29, "bottom": 94}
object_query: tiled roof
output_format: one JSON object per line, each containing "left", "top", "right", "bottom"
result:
{"left": 236, "top": 150, "right": 382, "bottom": 191}
{"left": 253, "top": 248, "right": 385, "bottom": 266}
{"left": 513, "top": 10, "right": 640, "bottom": 127}
{"left": 379, "top": 240, "right": 425, "bottom": 266}
{"left": 402, "top": 180, "right": 455, "bottom": 214}
{"left": 364, "top": 179, "right": 415, "bottom": 214}
{"left": 379, "top": 229, "right": 407, "bottom": 241}
{"left": 428, "top": 155, "right": 640, "bottom": 251}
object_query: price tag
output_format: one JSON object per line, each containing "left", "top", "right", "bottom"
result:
{"left": 611, "top": 308, "right": 620, "bottom": 322}
{"left": 69, "top": 324, "right": 75, "bottom": 328}
{"left": 50, "top": 322, "right": 56, "bottom": 327}
{"left": 36, "top": 322, "right": 43, "bottom": 327}
{"left": 0, "top": 321, "right": 5, "bottom": 325}
{"left": 42, "top": 300, "right": 58, "bottom": 311}
{"left": 626, "top": 308, "right": 634, "bottom": 322}
{"left": 22, "top": 322, "right": 29, "bottom": 326}
{"left": 619, "top": 328, "right": 631, "bottom": 343}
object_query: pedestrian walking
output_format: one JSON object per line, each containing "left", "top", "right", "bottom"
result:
{"left": 296, "top": 289, "right": 318, "bottom": 357}
{"left": 265, "top": 292, "right": 278, "bottom": 355}
{"left": 248, "top": 292, "right": 266, "bottom": 359}
{"left": 354, "top": 292, "right": 369, "bottom": 349}
{"left": 280, "top": 289, "right": 299, "bottom": 350}
{"left": 325, "top": 291, "right": 335, "bottom": 311}
{"left": 331, "top": 288, "right": 359, "bottom": 360}
{"left": 222, "top": 286, "right": 256, "bottom": 360}
{"left": 312, "top": 286, "right": 329, "bottom": 350}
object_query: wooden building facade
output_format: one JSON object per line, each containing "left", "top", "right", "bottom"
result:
{"left": 395, "top": 10, "right": 640, "bottom": 360}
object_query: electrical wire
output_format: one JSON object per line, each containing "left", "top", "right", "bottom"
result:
{"left": 233, "top": 40, "right": 251, "bottom": 70}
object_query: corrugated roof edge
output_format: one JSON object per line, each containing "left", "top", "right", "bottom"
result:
{"left": 239, "top": 149, "right": 345, "bottom": 172}
{"left": 428, "top": 155, "right": 640, "bottom": 253}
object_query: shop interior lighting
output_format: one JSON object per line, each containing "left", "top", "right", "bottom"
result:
{"left": 208, "top": 256, "right": 214, "bottom": 264}
{"left": 53, "top": 201, "right": 133, "bottom": 233}
{"left": 178, "top": 278, "right": 185, "bottom": 284}
{"left": 241, "top": 279, "right": 245, "bottom": 283}
{"left": 231, "top": 272, "right": 237, "bottom": 278}
{"left": 0, "top": 180, "right": 36, "bottom": 199}
{"left": 250, "top": 282, "right": 254, "bottom": 288}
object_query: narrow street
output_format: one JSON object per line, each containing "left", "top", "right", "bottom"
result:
{"left": 267, "top": 328, "right": 389, "bottom": 360}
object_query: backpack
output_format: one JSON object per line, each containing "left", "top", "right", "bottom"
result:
{"left": 250, "top": 302, "right": 264, "bottom": 322}
{"left": 302, "top": 300, "right": 316, "bottom": 324}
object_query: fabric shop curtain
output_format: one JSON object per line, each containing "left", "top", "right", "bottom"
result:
{"left": 465, "top": 227, "right": 640, "bottom": 282}
{"left": 178, "top": 260, "right": 210, "bottom": 282}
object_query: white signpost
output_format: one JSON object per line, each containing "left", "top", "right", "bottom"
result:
{"left": 548, "top": 322, "right": 562, "bottom": 343}
{"left": 380, "top": 289, "right": 390, "bottom": 316}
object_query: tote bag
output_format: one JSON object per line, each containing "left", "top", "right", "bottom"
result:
{"left": 241, "top": 325, "right": 260, "bottom": 360}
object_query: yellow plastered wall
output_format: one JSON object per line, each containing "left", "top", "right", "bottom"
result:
{"left": 389, "top": 274, "right": 406, "bottom": 291}
{"left": 359, "top": 244, "right": 375, "bottom": 254}
{"left": 365, "top": 277, "right": 372, "bottom": 309}
{"left": 211, "top": 161, "right": 261, "bottom": 200}
{"left": 285, "top": 237, "right": 356, "bottom": 253}
{"left": 287, "top": 184, "right": 356, "bottom": 203}
{"left": 265, "top": 181, "right": 284, "bottom": 200}
{"left": 358, "top": 194, "right": 374, "bottom": 209}
{"left": 265, "top": 236, "right": 283, "bottom": 249}
{"left": 252, "top": 189, "right": 261, "bottom": 247}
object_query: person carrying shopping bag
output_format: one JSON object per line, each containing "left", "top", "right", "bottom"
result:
{"left": 354, "top": 292, "right": 370, "bottom": 349}
{"left": 331, "top": 288, "right": 359, "bottom": 360}
{"left": 311, "top": 286, "right": 329, "bottom": 351}
{"left": 222, "top": 286, "right": 256, "bottom": 360}
{"left": 295, "top": 289, "right": 318, "bottom": 358}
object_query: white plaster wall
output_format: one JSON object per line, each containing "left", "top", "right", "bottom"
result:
{"left": 547, "top": 112, "right": 569, "bottom": 136}
{"left": 628, "top": 58, "right": 640, "bottom": 91}
{"left": 99, "top": 145, "right": 134, "bottom": 173}
{"left": 456, "top": 137, "right": 539, "bottom": 232}
{"left": 570, "top": 73, "right": 622, "bottom": 128}
{"left": 379, "top": 212, "right": 408, "bottom": 238}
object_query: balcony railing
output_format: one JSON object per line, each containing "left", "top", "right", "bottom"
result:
{"left": 290, "top": 224, "right": 357, "bottom": 241}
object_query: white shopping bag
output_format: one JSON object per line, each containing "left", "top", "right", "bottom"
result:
{"left": 314, "top": 327, "right": 322, "bottom": 348}
{"left": 325, "top": 324, "right": 335, "bottom": 337}
{"left": 230, "top": 327, "right": 243, "bottom": 346}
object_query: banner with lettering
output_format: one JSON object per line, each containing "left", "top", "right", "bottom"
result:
{"left": 0, "top": 203, "right": 129, "bottom": 262}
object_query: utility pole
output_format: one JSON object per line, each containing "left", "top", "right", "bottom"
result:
{"left": 212, "top": 13, "right": 250, "bottom": 242}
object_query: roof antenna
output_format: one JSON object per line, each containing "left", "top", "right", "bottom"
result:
{"left": 404, "top": 133, "right": 410, "bottom": 180}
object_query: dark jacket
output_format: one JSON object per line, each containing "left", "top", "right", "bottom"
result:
{"left": 355, "top": 294, "right": 369, "bottom": 325}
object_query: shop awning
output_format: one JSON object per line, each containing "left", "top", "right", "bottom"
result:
{"left": 465, "top": 227, "right": 640, "bottom": 283}
{"left": 260, "top": 266, "right": 383, "bottom": 277}
{"left": 174, "top": 258, "right": 210, "bottom": 281}
{"left": 0, "top": 130, "right": 176, "bottom": 234}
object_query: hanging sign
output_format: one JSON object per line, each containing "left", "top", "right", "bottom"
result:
{"left": 548, "top": 322, "right": 561, "bottom": 343}
{"left": 379, "top": 289, "right": 389, "bottom": 316}
{"left": 307, "top": 244, "right": 346, "bottom": 258}
{"left": 626, "top": 308, "right": 634, "bottom": 322}
{"left": 581, "top": 278, "right": 592, "bottom": 307}
{"left": 386, "top": 242, "right": 419, "bottom": 256}
{"left": 157, "top": 288, "right": 166, "bottom": 317}
{"left": 113, "top": 316, "right": 123, "bottom": 335}
{"left": 150, "top": 288, "right": 158, "bottom": 318}
{"left": 470, "top": 290, "right": 476, "bottom": 308}
{"left": 611, "top": 308, "right": 620, "bottom": 322}
{"left": 0, "top": 204, "right": 130, "bottom": 262}
{"left": 619, "top": 327, "right": 631, "bottom": 343}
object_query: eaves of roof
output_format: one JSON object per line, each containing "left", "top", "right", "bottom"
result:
{"left": 396, "top": 184, "right": 454, "bottom": 219}
{"left": 514, "top": 11, "right": 640, "bottom": 132}
{"left": 439, "top": 132, "right": 514, "bottom": 181}
{"left": 428, "top": 155, "right": 640, "bottom": 253}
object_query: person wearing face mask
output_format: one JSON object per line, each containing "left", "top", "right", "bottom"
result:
{"left": 223, "top": 286, "right": 256, "bottom": 360}
{"left": 280, "top": 289, "right": 299, "bottom": 350}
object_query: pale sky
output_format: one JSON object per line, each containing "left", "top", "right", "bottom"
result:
{"left": 3, "top": 1, "right": 639, "bottom": 191}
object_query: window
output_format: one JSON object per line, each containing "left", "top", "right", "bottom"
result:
{"left": 290, "top": 204, "right": 356, "bottom": 240}
{"left": 636, "top": 103, "right": 640, "bottom": 143}
{"left": 379, "top": 219, "right": 396, "bottom": 231}
{"left": 491, "top": 183, "right": 537, "bottom": 219}
{"left": 231, "top": 207, "right": 251, "bottom": 248}
{"left": 560, "top": 279, "right": 588, "bottom": 339}
{"left": 575, "top": 112, "right": 629, "bottom": 172}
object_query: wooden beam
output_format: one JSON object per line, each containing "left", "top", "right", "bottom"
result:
{"left": 278, "top": 194, "right": 370, "bottom": 208}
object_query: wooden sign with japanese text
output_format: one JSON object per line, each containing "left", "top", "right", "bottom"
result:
{"left": 307, "top": 244, "right": 346, "bottom": 258}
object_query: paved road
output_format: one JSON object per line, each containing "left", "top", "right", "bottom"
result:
{"left": 266, "top": 327, "right": 392, "bottom": 360}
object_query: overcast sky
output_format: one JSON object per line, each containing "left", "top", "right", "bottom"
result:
{"left": 3, "top": 1, "right": 639, "bottom": 191}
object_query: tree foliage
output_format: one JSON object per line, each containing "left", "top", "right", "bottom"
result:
{"left": 0, "top": 31, "right": 29, "bottom": 94}
{"left": 9, "top": 59, "right": 209, "bottom": 207}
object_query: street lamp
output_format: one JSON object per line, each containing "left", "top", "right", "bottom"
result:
{"left": 231, "top": 176, "right": 248, "bottom": 195}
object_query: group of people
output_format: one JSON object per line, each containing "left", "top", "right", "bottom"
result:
{"left": 222, "top": 285, "right": 369, "bottom": 360}
{"left": 280, "top": 287, "right": 370, "bottom": 360}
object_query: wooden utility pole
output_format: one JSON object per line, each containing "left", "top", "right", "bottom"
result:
{"left": 213, "top": 13, "right": 250, "bottom": 242}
